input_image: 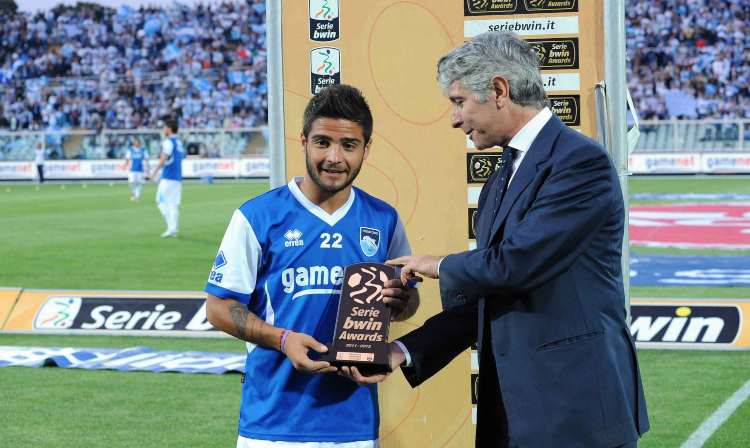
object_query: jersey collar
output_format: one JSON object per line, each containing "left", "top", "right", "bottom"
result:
{"left": 288, "top": 177, "right": 356, "bottom": 226}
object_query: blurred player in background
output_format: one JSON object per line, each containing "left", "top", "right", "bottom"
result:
{"left": 124, "top": 137, "right": 149, "bottom": 202}
{"left": 204, "top": 84, "right": 419, "bottom": 447}
{"left": 149, "top": 116, "right": 184, "bottom": 238}
{"left": 34, "top": 142, "right": 45, "bottom": 184}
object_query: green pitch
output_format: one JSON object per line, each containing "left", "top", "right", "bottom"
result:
{"left": 2, "top": 176, "right": 750, "bottom": 447}
{"left": 0, "top": 181, "right": 267, "bottom": 290}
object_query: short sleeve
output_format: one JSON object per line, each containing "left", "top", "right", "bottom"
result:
{"left": 161, "top": 139, "right": 174, "bottom": 157}
{"left": 386, "top": 216, "right": 412, "bottom": 259}
{"left": 204, "top": 209, "right": 262, "bottom": 304}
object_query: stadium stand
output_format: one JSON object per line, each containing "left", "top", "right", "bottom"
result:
{"left": 2, "top": 1, "right": 748, "bottom": 160}
{"left": 626, "top": 0, "right": 750, "bottom": 120}
{"left": 0, "top": 1, "right": 268, "bottom": 133}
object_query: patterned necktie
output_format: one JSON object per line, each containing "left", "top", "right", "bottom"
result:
{"left": 492, "top": 146, "right": 517, "bottom": 214}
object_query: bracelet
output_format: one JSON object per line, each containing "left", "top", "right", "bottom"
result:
{"left": 280, "top": 329, "right": 291, "bottom": 354}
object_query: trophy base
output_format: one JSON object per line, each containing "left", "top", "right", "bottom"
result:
{"left": 322, "top": 351, "right": 392, "bottom": 375}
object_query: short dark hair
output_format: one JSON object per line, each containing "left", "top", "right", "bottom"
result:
{"left": 302, "top": 84, "right": 373, "bottom": 143}
{"left": 162, "top": 115, "right": 179, "bottom": 133}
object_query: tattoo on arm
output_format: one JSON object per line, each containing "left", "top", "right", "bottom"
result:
{"left": 228, "top": 301, "right": 270, "bottom": 345}
{"left": 229, "top": 302, "right": 249, "bottom": 340}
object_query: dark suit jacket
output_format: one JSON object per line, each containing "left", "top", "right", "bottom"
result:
{"left": 399, "top": 115, "right": 649, "bottom": 447}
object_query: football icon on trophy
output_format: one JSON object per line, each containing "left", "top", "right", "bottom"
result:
{"left": 347, "top": 265, "right": 389, "bottom": 304}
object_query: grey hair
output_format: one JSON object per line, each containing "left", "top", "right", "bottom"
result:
{"left": 437, "top": 31, "right": 549, "bottom": 109}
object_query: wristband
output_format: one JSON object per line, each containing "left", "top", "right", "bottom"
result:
{"left": 280, "top": 329, "right": 291, "bottom": 354}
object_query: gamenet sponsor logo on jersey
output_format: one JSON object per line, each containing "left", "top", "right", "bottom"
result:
{"left": 33, "top": 297, "right": 215, "bottom": 332}
{"left": 630, "top": 304, "right": 741, "bottom": 344}
{"left": 282, "top": 265, "right": 344, "bottom": 300}
{"left": 284, "top": 228, "right": 304, "bottom": 247}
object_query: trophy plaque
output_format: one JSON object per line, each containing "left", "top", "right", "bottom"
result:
{"left": 324, "top": 262, "right": 396, "bottom": 374}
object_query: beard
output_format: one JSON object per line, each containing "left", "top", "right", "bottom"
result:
{"left": 305, "top": 150, "right": 362, "bottom": 194}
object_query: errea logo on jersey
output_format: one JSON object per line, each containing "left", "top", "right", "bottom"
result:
{"left": 284, "top": 229, "right": 304, "bottom": 247}
{"left": 213, "top": 251, "right": 227, "bottom": 269}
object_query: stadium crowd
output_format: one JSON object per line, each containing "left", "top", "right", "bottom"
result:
{"left": 1, "top": 0, "right": 748, "bottom": 133}
{"left": 627, "top": 0, "right": 750, "bottom": 119}
{"left": 0, "top": 1, "right": 267, "bottom": 131}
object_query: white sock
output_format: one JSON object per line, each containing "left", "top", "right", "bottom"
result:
{"left": 158, "top": 202, "right": 169, "bottom": 229}
{"left": 168, "top": 205, "right": 179, "bottom": 233}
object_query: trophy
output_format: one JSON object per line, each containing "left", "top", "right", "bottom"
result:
{"left": 324, "top": 262, "right": 396, "bottom": 374}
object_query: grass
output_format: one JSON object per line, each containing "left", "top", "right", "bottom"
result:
{"left": 0, "top": 366, "right": 240, "bottom": 448}
{"left": 632, "top": 247, "right": 750, "bottom": 256}
{"left": 629, "top": 175, "right": 750, "bottom": 196}
{"left": 705, "top": 391, "right": 750, "bottom": 448}
{"left": 631, "top": 286, "right": 750, "bottom": 299}
{"left": 0, "top": 334, "right": 246, "bottom": 447}
{"left": 0, "top": 181, "right": 268, "bottom": 290}
{"left": 2, "top": 176, "right": 750, "bottom": 447}
{"left": 637, "top": 350, "right": 750, "bottom": 448}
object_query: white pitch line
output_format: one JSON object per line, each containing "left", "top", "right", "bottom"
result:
{"left": 680, "top": 378, "right": 750, "bottom": 448}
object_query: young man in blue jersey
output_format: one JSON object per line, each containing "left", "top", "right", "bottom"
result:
{"left": 124, "top": 137, "right": 149, "bottom": 202}
{"left": 149, "top": 116, "right": 185, "bottom": 238}
{"left": 205, "top": 84, "right": 419, "bottom": 448}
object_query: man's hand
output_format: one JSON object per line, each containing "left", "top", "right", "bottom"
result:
{"left": 283, "top": 331, "right": 338, "bottom": 374}
{"left": 382, "top": 278, "right": 418, "bottom": 321}
{"left": 339, "top": 342, "right": 406, "bottom": 385}
{"left": 387, "top": 255, "right": 443, "bottom": 285}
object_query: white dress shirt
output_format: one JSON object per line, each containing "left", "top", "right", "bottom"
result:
{"left": 505, "top": 107, "right": 553, "bottom": 185}
{"left": 400, "top": 107, "right": 554, "bottom": 367}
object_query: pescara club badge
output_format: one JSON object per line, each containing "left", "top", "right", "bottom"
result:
{"left": 359, "top": 227, "right": 380, "bottom": 257}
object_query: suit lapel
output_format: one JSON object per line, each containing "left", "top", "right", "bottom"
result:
{"left": 486, "top": 115, "right": 565, "bottom": 242}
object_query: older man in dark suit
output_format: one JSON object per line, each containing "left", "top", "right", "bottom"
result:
{"left": 343, "top": 31, "right": 650, "bottom": 447}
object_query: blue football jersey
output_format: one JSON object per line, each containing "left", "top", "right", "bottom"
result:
{"left": 127, "top": 146, "right": 147, "bottom": 172}
{"left": 161, "top": 137, "right": 184, "bottom": 181}
{"left": 204, "top": 178, "right": 411, "bottom": 443}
